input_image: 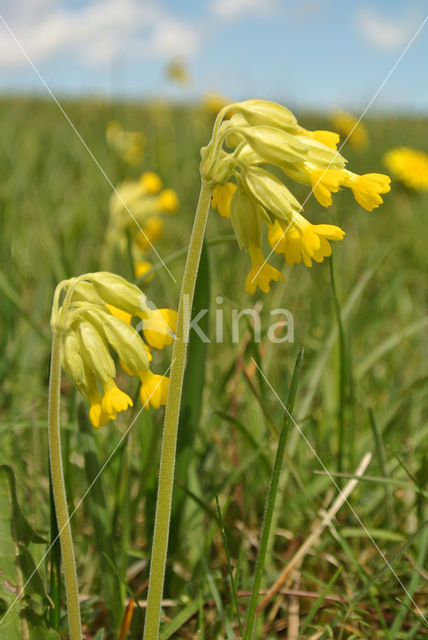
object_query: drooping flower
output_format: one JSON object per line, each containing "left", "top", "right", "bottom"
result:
{"left": 245, "top": 245, "right": 284, "bottom": 294}
{"left": 211, "top": 182, "right": 237, "bottom": 218}
{"left": 52, "top": 272, "right": 176, "bottom": 427}
{"left": 267, "top": 218, "right": 345, "bottom": 267}
{"left": 343, "top": 171, "right": 391, "bottom": 211}
{"left": 199, "top": 99, "right": 389, "bottom": 294}
{"left": 383, "top": 147, "right": 428, "bottom": 190}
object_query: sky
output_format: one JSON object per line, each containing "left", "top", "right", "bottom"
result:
{"left": 0, "top": 0, "right": 427, "bottom": 111}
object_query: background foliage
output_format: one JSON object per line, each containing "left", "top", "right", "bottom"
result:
{"left": 0, "top": 96, "right": 426, "bottom": 638}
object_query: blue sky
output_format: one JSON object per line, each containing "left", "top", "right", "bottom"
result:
{"left": 0, "top": 0, "right": 427, "bottom": 111}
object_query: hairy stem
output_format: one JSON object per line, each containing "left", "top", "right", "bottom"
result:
{"left": 143, "top": 179, "right": 212, "bottom": 640}
{"left": 48, "top": 330, "right": 82, "bottom": 640}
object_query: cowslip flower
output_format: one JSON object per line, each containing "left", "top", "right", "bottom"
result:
{"left": 200, "top": 99, "right": 390, "bottom": 294}
{"left": 329, "top": 109, "right": 369, "bottom": 149}
{"left": 106, "top": 172, "right": 179, "bottom": 278}
{"left": 383, "top": 147, "right": 428, "bottom": 190}
{"left": 52, "top": 272, "right": 176, "bottom": 428}
{"left": 106, "top": 120, "right": 146, "bottom": 165}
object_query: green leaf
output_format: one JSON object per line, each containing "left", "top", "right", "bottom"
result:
{"left": 0, "top": 465, "right": 59, "bottom": 640}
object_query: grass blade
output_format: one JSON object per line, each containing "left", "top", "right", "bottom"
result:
{"left": 244, "top": 347, "right": 304, "bottom": 640}
{"left": 215, "top": 493, "right": 243, "bottom": 637}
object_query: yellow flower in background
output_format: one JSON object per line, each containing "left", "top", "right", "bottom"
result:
{"left": 140, "top": 172, "right": 163, "bottom": 194}
{"left": 201, "top": 99, "right": 390, "bottom": 294}
{"left": 330, "top": 110, "right": 369, "bottom": 149}
{"left": 383, "top": 147, "right": 428, "bottom": 190}
{"left": 106, "top": 120, "right": 146, "bottom": 165}
{"left": 134, "top": 260, "right": 154, "bottom": 281}
{"left": 157, "top": 188, "right": 179, "bottom": 214}
{"left": 202, "top": 93, "right": 231, "bottom": 116}
{"left": 105, "top": 171, "right": 179, "bottom": 279}
{"left": 136, "top": 217, "right": 165, "bottom": 251}
{"left": 166, "top": 58, "right": 192, "bottom": 86}
{"left": 53, "top": 273, "right": 176, "bottom": 427}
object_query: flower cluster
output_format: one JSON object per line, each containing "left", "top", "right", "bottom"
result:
{"left": 106, "top": 120, "right": 146, "bottom": 165}
{"left": 201, "top": 99, "right": 390, "bottom": 294}
{"left": 384, "top": 147, "right": 428, "bottom": 191}
{"left": 106, "top": 172, "right": 179, "bottom": 279}
{"left": 51, "top": 272, "right": 177, "bottom": 428}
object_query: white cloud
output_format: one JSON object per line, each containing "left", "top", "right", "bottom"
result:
{"left": 211, "top": 0, "right": 276, "bottom": 22}
{"left": 355, "top": 7, "right": 421, "bottom": 52}
{"left": 0, "top": 0, "right": 200, "bottom": 69}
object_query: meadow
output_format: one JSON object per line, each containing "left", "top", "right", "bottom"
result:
{"left": 0, "top": 95, "right": 427, "bottom": 639}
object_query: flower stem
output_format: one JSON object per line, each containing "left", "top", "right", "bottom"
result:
{"left": 143, "top": 179, "right": 212, "bottom": 640}
{"left": 48, "top": 329, "right": 82, "bottom": 640}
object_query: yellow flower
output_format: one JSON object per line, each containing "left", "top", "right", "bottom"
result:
{"left": 106, "top": 304, "right": 132, "bottom": 324}
{"left": 344, "top": 172, "right": 391, "bottom": 211}
{"left": 88, "top": 394, "right": 112, "bottom": 429}
{"left": 211, "top": 182, "right": 237, "bottom": 218}
{"left": 301, "top": 129, "right": 340, "bottom": 149}
{"left": 157, "top": 189, "right": 179, "bottom": 214}
{"left": 140, "top": 172, "right": 162, "bottom": 194}
{"left": 139, "top": 371, "right": 169, "bottom": 410}
{"left": 106, "top": 174, "right": 179, "bottom": 281}
{"left": 54, "top": 273, "right": 175, "bottom": 428}
{"left": 199, "top": 99, "right": 389, "bottom": 293}
{"left": 136, "top": 217, "right": 164, "bottom": 251}
{"left": 306, "top": 167, "right": 346, "bottom": 207}
{"left": 142, "top": 309, "right": 177, "bottom": 349}
{"left": 134, "top": 260, "right": 154, "bottom": 280}
{"left": 101, "top": 380, "right": 133, "bottom": 416}
{"left": 245, "top": 245, "right": 285, "bottom": 295}
{"left": 330, "top": 110, "right": 368, "bottom": 149}
{"left": 383, "top": 147, "right": 428, "bottom": 190}
{"left": 268, "top": 218, "right": 345, "bottom": 267}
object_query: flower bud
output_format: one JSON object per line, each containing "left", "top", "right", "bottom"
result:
{"left": 241, "top": 125, "right": 307, "bottom": 166}
{"left": 62, "top": 331, "right": 86, "bottom": 388}
{"left": 230, "top": 186, "right": 261, "bottom": 250}
{"left": 243, "top": 167, "right": 302, "bottom": 222}
{"left": 232, "top": 99, "right": 299, "bottom": 132}
{"left": 83, "top": 308, "right": 149, "bottom": 376}
{"left": 88, "top": 272, "right": 149, "bottom": 316}
{"left": 77, "top": 322, "right": 116, "bottom": 384}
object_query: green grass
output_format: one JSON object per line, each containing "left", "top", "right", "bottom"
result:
{"left": 0, "top": 95, "right": 427, "bottom": 639}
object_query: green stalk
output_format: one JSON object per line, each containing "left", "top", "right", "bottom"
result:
{"left": 48, "top": 330, "right": 82, "bottom": 640}
{"left": 143, "top": 179, "right": 212, "bottom": 640}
